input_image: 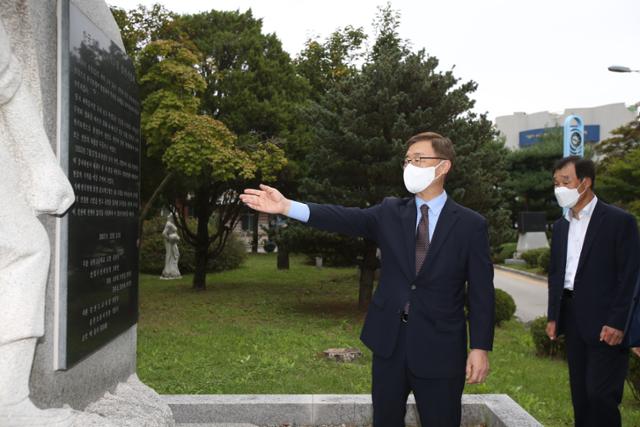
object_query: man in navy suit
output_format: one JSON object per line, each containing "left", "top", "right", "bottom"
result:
{"left": 241, "top": 132, "right": 495, "bottom": 426}
{"left": 546, "top": 156, "right": 640, "bottom": 427}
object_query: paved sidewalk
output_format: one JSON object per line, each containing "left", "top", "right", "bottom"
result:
{"left": 494, "top": 268, "right": 547, "bottom": 323}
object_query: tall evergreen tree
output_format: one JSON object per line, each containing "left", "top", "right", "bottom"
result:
{"left": 297, "top": 5, "right": 511, "bottom": 308}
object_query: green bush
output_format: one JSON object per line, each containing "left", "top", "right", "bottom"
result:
{"left": 538, "top": 248, "right": 551, "bottom": 274}
{"left": 139, "top": 216, "right": 167, "bottom": 275}
{"left": 521, "top": 248, "right": 548, "bottom": 268}
{"left": 495, "top": 289, "right": 516, "bottom": 326}
{"left": 140, "top": 215, "right": 247, "bottom": 275}
{"left": 530, "top": 315, "right": 566, "bottom": 358}
{"left": 628, "top": 353, "right": 640, "bottom": 402}
{"left": 493, "top": 242, "right": 517, "bottom": 264}
{"left": 280, "top": 223, "right": 364, "bottom": 267}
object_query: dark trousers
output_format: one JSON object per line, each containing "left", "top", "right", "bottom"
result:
{"left": 562, "top": 297, "right": 629, "bottom": 427}
{"left": 371, "top": 322, "right": 465, "bottom": 427}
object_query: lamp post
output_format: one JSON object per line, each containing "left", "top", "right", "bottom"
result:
{"left": 608, "top": 65, "right": 640, "bottom": 73}
{"left": 608, "top": 64, "right": 639, "bottom": 113}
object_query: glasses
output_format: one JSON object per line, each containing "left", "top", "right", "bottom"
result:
{"left": 402, "top": 156, "right": 446, "bottom": 168}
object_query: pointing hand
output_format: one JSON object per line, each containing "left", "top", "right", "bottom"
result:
{"left": 240, "top": 184, "right": 290, "bottom": 215}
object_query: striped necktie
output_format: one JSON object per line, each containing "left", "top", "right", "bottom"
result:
{"left": 415, "top": 204, "right": 430, "bottom": 274}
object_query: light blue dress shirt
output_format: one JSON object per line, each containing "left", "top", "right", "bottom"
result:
{"left": 286, "top": 191, "right": 448, "bottom": 241}
{"left": 287, "top": 200, "right": 311, "bottom": 222}
{"left": 415, "top": 191, "right": 447, "bottom": 241}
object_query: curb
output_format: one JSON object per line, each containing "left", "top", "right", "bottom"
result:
{"left": 494, "top": 264, "right": 547, "bottom": 282}
{"left": 164, "top": 394, "right": 542, "bottom": 427}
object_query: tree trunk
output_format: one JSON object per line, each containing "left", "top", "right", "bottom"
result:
{"left": 251, "top": 212, "right": 259, "bottom": 253}
{"left": 193, "top": 243, "right": 208, "bottom": 291}
{"left": 277, "top": 248, "right": 289, "bottom": 270}
{"left": 192, "top": 190, "right": 211, "bottom": 291}
{"left": 358, "top": 239, "right": 378, "bottom": 310}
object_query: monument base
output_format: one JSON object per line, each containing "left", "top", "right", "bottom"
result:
{"left": 516, "top": 231, "right": 549, "bottom": 257}
{"left": 72, "top": 375, "right": 174, "bottom": 427}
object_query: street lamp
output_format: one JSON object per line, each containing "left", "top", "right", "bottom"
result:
{"left": 608, "top": 65, "right": 640, "bottom": 73}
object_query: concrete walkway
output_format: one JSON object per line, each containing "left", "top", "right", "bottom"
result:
{"left": 493, "top": 268, "right": 548, "bottom": 323}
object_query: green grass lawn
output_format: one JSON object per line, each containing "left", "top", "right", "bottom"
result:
{"left": 138, "top": 254, "right": 640, "bottom": 426}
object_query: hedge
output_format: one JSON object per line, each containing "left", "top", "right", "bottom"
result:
{"left": 521, "top": 247, "right": 549, "bottom": 268}
{"left": 494, "top": 242, "right": 517, "bottom": 264}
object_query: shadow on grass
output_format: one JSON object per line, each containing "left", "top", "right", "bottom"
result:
{"left": 289, "top": 300, "right": 366, "bottom": 319}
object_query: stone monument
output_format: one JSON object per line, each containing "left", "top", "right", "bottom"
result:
{"left": 0, "top": 1, "right": 173, "bottom": 425}
{"left": 514, "top": 211, "right": 549, "bottom": 258}
{"left": 0, "top": 11, "right": 76, "bottom": 426}
{"left": 161, "top": 215, "right": 182, "bottom": 280}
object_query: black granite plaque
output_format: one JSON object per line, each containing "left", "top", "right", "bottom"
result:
{"left": 518, "top": 212, "right": 547, "bottom": 233}
{"left": 57, "top": 1, "right": 140, "bottom": 369}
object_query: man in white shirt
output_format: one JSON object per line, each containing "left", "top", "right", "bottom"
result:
{"left": 546, "top": 156, "right": 640, "bottom": 427}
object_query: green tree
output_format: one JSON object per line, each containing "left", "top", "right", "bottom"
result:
{"left": 295, "top": 26, "right": 367, "bottom": 101}
{"left": 297, "top": 5, "right": 511, "bottom": 309}
{"left": 113, "top": 6, "right": 298, "bottom": 283}
{"left": 596, "top": 118, "right": 640, "bottom": 218}
{"left": 136, "top": 39, "right": 205, "bottom": 235}
{"left": 174, "top": 9, "right": 309, "bottom": 252}
{"left": 276, "top": 26, "right": 369, "bottom": 270}
{"left": 163, "top": 116, "right": 286, "bottom": 290}
{"left": 110, "top": 5, "right": 182, "bottom": 230}
{"left": 138, "top": 38, "right": 286, "bottom": 290}
{"left": 597, "top": 147, "right": 640, "bottom": 218}
{"left": 594, "top": 118, "right": 640, "bottom": 163}
{"left": 110, "top": 4, "right": 175, "bottom": 65}
{"left": 504, "top": 129, "right": 564, "bottom": 226}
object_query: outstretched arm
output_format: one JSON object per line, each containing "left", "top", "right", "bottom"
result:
{"left": 241, "top": 184, "right": 379, "bottom": 241}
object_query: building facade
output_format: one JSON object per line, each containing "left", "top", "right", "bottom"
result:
{"left": 495, "top": 103, "right": 637, "bottom": 150}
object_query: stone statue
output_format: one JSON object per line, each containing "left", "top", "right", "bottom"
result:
{"left": 0, "top": 16, "right": 76, "bottom": 426}
{"left": 160, "top": 214, "right": 182, "bottom": 280}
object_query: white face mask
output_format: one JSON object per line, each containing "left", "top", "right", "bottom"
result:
{"left": 403, "top": 161, "right": 444, "bottom": 194}
{"left": 554, "top": 181, "right": 585, "bottom": 209}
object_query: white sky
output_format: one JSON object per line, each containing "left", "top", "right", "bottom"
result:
{"left": 107, "top": 0, "right": 640, "bottom": 120}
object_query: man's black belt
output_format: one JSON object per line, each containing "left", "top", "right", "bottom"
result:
{"left": 563, "top": 288, "right": 574, "bottom": 299}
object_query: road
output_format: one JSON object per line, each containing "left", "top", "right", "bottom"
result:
{"left": 493, "top": 268, "right": 548, "bottom": 323}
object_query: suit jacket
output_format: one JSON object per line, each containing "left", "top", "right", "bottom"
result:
{"left": 547, "top": 199, "right": 640, "bottom": 344}
{"left": 307, "top": 196, "right": 495, "bottom": 378}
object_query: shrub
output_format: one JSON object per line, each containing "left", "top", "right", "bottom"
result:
{"left": 521, "top": 248, "right": 548, "bottom": 268}
{"left": 493, "top": 242, "right": 517, "bottom": 264}
{"left": 140, "top": 215, "right": 247, "bottom": 275}
{"left": 495, "top": 289, "right": 516, "bottom": 326}
{"left": 628, "top": 353, "right": 640, "bottom": 402}
{"left": 178, "top": 230, "right": 247, "bottom": 274}
{"left": 530, "top": 315, "right": 566, "bottom": 358}
{"left": 280, "top": 223, "right": 364, "bottom": 267}
{"left": 537, "top": 248, "right": 551, "bottom": 274}
{"left": 139, "top": 216, "right": 167, "bottom": 275}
